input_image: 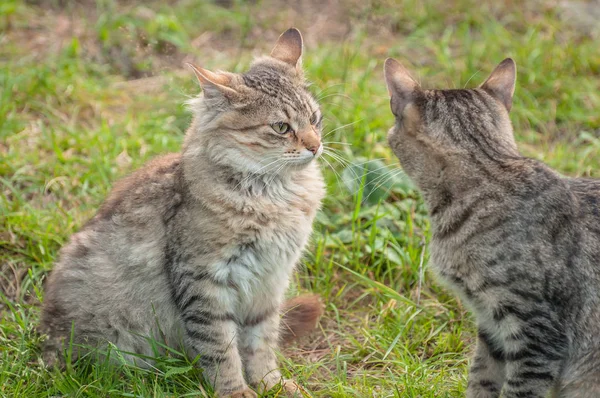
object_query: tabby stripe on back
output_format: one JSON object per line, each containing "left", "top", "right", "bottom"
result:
{"left": 385, "top": 57, "right": 600, "bottom": 397}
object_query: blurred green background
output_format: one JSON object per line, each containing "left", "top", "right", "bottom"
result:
{"left": 1, "top": 0, "right": 600, "bottom": 396}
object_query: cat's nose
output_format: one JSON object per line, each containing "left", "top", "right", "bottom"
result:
{"left": 298, "top": 127, "right": 321, "bottom": 156}
{"left": 306, "top": 144, "right": 319, "bottom": 154}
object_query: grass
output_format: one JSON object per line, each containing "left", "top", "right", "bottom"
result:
{"left": 1, "top": 0, "right": 600, "bottom": 396}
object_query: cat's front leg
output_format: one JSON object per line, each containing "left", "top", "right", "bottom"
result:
{"left": 239, "top": 311, "right": 298, "bottom": 395}
{"left": 466, "top": 330, "right": 506, "bottom": 398}
{"left": 499, "top": 319, "right": 566, "bottom": 398}
{"left": 502, "top": 351, "right": 563, "bottom": 398}
{"left": 172, "top": 273, "right": 253, "bottom": 397}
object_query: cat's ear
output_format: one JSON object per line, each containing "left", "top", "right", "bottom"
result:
{"left": 384, "top": 58, "right": 420, "bottom": 117}
{"left": 270, "top": 28, "right": 303, "bottom": 68}
{"left": 187, "top": 63, "right": 238, "bottom": 100}
{"left": 480, "top": 58, "right": 517, "bottom": 112}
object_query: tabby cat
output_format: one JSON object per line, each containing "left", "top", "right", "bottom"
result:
{"left": 41, "top": 28, "right": 325, "bottom": 398}
{"left": 384, "top": 57, "right": 600, "bottom": 397}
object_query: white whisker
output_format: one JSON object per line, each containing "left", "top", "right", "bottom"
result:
{"left": 320, "top": 155, "right": 344, "bottom": 192}
{"left": 367, "top": 168, "right": 405, "bottom": 188}
{"left": 318, "top": 101, "right": 353, "bottom": 112}
{"left": 362, "top": 169, "right": 406, "bottom": 203}
{"left": 322, "top": 152, "right": 363, "bottom": 188}
{"left": 266, "top": 161, "right": 289, "bottom": 186}
{"left": 323, "top": 151, "right": 354, "bottom": 173}
{"left": 316, "top": 92, "right": 354, "bottom": 103}
{"left": 233, "top": 157, "right": 281, "bottom": 191}
{"left": 337, "top": 163, "right": 394, "bottom": 184}
{"left": 322, "top": 119, "right": 362, "bottom": 139}
{"left": 315, "top": 83, "right": 346, "bottom": 99}
{"left": 464, "top": 69, "right": 482, "bottom": 88}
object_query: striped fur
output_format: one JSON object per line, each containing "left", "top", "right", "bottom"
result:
{"left": 40, "top": 28, "right": 325, "bottom": 397}
{"left": 384, "top": 58, "right": 600, "bottom": 397}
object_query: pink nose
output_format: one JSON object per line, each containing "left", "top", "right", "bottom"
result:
{"left": 306, "top": 144, "right": 319, "bottom": 154}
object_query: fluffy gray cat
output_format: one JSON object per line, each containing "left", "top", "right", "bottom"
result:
{"left": 41, "top": 28, "right": 325, "bottom": 398}
{"left": 384, "top": 57, "right": 600, "bottom": 397}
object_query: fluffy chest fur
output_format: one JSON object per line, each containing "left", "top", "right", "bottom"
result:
{"left": 175, "top": 161, "right": 325, "bottom": 315}
{"left": 211, "top": 199, "right": 316, "bottom": 301}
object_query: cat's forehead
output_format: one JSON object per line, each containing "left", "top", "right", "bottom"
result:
{"left": 416, "top": 88, "right": 501, "bottom": 120}
{"left": 409, "top": 87, "right": 509, "bottom": 146}
{"left": 242, "top": 63, "right": 317, "bottom": 116}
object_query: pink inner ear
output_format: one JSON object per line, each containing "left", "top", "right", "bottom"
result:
{"left": 187, "top": 63, "right": 232, "bottom": 87}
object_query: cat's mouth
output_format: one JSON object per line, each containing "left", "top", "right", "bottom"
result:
{"left": 298, "top": 145, "right": 323, "bottom": 163}
{"left": 283, "top": 145, "right": 322, "bottom": 165}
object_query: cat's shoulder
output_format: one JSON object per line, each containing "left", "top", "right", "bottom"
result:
{"left": 567, "top": 177, "right": 600, "bottom": 211}
{"left": 92, "top": 153, "right": 184, "bottom": 225}
{"left": 567, "top": 177, "right": 600, "bottom": 193}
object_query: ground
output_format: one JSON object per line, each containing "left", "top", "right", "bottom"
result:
{"left": 1, "top": 0, "right": 600, "bottom": 397}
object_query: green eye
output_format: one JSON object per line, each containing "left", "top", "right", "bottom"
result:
{"left": 271, "top": 122, "right": 292, "bottom": 134}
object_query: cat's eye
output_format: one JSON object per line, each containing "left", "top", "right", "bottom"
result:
{"left": 310, "top": 112, "right": 321, "bottom": 126}
{"left": 271, "top": 122, "right": 292, "bottom": 134}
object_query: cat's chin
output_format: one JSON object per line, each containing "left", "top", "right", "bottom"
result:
{"left": 283, "top": 158, "right": 320, "bottom": 171}
{"left": 240, "top": 157, "right": 319, "bottom": 175}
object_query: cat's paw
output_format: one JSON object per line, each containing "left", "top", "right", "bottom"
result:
{"left": 251, "top": 375, "right": 306, "bottom": 396}
{"left": 271, "top": 379, "right": 305, "bottom": 397}
{"left": 223, "top": 389, "right": 258, "bottom": 398}
{"left": 281, "top": 379, "right": 302, "bottom": 396}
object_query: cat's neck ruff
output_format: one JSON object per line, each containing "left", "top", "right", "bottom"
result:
{"left": 182, "top": 147, "right": 322, "bottom": 212}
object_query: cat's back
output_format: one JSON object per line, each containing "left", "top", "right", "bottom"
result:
{"left": 567, "top": 177, "right": 600, "bottom": 273}
{"left": 41, "top": 153, "right": 184, "bottom": 350}
{"left": 47, "top": 152, "right": 184, "bottom": 280}
{"left": 568, "top": 177, "right": 600, "bottom": 220}
{"left": 92, "top": 152, "right": 183, "bottom": 228}
{"left": 53, "top": 152, "right": 184, "bottom": 271}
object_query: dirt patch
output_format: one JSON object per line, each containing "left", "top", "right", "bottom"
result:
{"left": 7, "top": 0, "right": 582, "bottom": 83}
{"left": 559, "top": 0, "right": 600, "bottom": 37}
{"left": 6, "top": 0, "right": 358, "bottom": 79}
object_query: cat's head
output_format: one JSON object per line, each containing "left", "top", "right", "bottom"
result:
{"left": 383, "top": 58, "right": 519, "bottom": 194}
{"left": 185, "top": 28, "right": 322, "bottom": 175}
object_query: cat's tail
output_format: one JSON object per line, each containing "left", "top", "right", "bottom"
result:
{"left": 279, "top": 294, "right": 324, "bottom": 344}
